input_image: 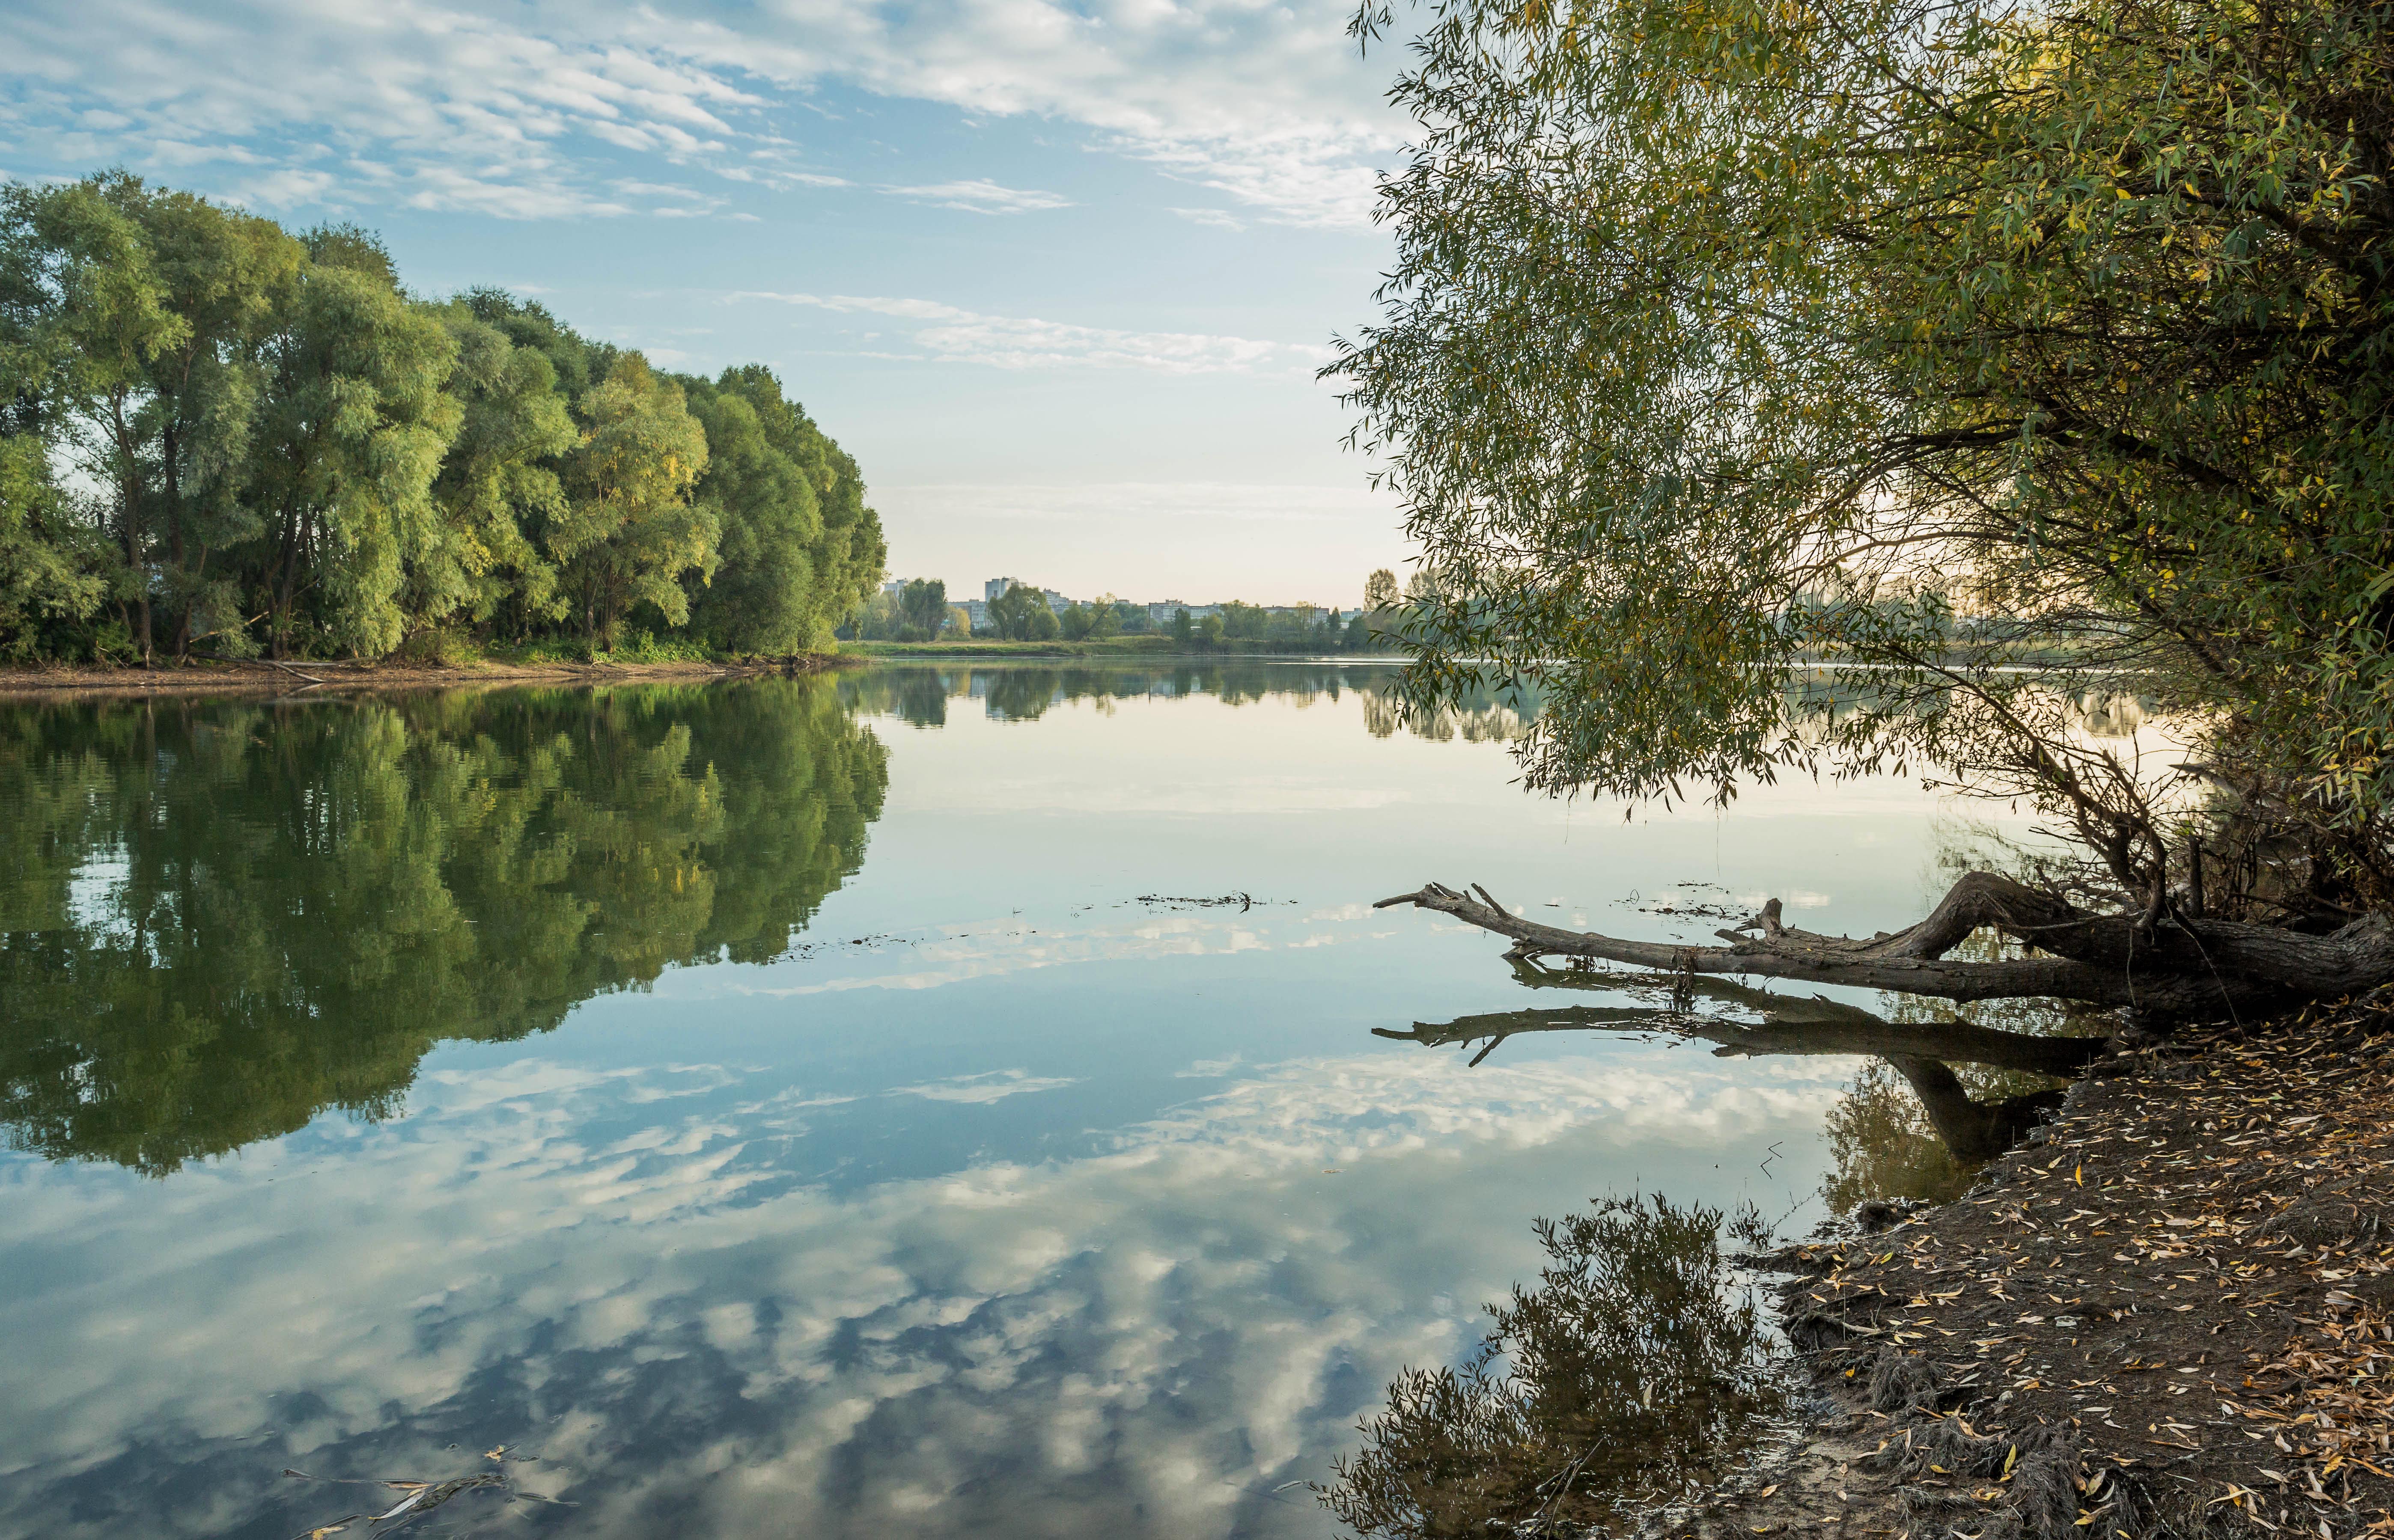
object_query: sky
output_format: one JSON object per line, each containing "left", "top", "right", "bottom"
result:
{"left": 0, "top": 0, "right": 1422, "bottom": 609}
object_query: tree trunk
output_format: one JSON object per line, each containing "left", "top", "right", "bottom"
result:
{"left": 164, "top": 423, "right": 190, "bottom": 662}
{"left": 271, "top": 509, "right": 303, "bottom": 660}
{"left": 1374, "top": 871, "right": 2394, "bottom": 1019}
{"left": 110, "top": 393, "right": 151, "bottom": 668}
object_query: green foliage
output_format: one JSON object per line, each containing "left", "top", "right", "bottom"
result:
{"left": 896, "top": 577, "right": 949, "bottom": 635}
{"left": 1057, "top": 598, "right": 1120, "bottom": 641}
{"left": 680, "top": 365, "right": 881, "bottom": 655}
{"left": 1, "top": 172, "right": 204, "bottom": 660}
{"left": 1217, "top": 600, "right": 1266, "bottom": 640}
{"left": 0, "top": 678, "right": 887, "bottom": 1173}
{"left": 1338, "top": 0, "right": 2394, "bottom": 906}
{"left": 986, "top": 581, "right": 1062, "bottom": 641}
{"left": 251, "top": 244, "right": 462, "bottom": 658}
{"left": 551, "top": 354, "right": 714, "bottom": 649}
{"left": 0, "top": 173, "right": 884, "bottom": 666}
{"left": 423, "top": 302, "right": 575, "bottom": 629}
{"left": 0, "top": 434, "right": 107, "bottom": 657}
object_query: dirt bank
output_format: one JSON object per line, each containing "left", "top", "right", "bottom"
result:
{"left": 0, "top": 654, "right": 854, "bottom": 700}
{"left": 1653, "top": 994, "right": 2394, "bottom": 1540}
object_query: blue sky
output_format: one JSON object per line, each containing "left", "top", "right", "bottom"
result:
{"left": 2, "top": 0, "right": 1419, "bottom": 606}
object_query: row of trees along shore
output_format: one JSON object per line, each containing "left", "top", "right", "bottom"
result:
{"left": 0, "top": 171, "right": 885, "bottom": 666}
{"left": 852, "top": 573, "right": 1407, "bottom": 650}
{"left": 1350, "top": 0, "right": 2394, "bottom": 1018}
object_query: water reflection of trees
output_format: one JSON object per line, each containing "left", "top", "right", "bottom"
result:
{"left": 1779, "top": 669, "right": 2161, "bottom": 750}
{"left": 1342, "top": 939, "right": 2116, "bottom": 1533}
{"left": 837, "top": 661, "right": 1548, "bottom": 742}
{"left": 841, "top": 663, "right": 2157, "bottom": 764}
{"left": 1323, "top": 1193, "right": 1782, "bottom": 1540}
{"left": 0, "top": 680, "right": 887, "bottom": 1174}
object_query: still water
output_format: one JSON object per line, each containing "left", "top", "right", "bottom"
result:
{"left": 0, "top": 663, "right": 2022, "bottom": 1540}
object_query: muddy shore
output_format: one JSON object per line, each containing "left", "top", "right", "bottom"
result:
{"left": 0, "top": 654, "right": 852, "bottom": 699}
{"left": 1655, "top": 994, "right": 2394, "bottom": 1540}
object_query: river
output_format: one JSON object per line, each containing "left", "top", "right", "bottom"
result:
{"left": 0, "top": 662, "right": 2041, "bottom": 1540}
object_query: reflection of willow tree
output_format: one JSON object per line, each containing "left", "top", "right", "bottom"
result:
{"left": 1806, "top": 841, "right": 2119, "bottom": 1208}
{"left": 0, "top": 680, "right": 887, "bottom": 1174}
{"left": 1323, "top": 1194, "right": 1781, "bottom": 1540}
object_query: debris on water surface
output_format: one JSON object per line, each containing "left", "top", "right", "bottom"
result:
{"left": 282, "top": 1446, "right": 571, "bottom": 1537}
{"left": 1131, "top": 892, "right": 1292, "bottom": 911}
{"left": 1611, "top": 881, "right": 1754, "bottom": 922}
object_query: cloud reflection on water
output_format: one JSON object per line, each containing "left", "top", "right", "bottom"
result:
{"left": 0, "top": 1045, "right": 1842, "bottom": 1540}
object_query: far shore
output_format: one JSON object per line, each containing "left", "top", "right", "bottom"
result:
{"left": 0, "top": 643, "right": 1406, "bottom": 699}
{"left": 0, "top": 653, "right": 849, "bottom": 700}
{"left": 846, "top": 637, "right": 1400, "bottom": 660}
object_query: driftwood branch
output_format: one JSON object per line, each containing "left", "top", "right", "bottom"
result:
{"left": 1375, "top": 870, "right": 2394, "bottom": 1017}
{"left": 237, "top": 657, "right": 333, "bottom": 686}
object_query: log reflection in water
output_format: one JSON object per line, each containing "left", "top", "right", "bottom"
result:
{"left": 1380, "top": 958, "right": 2108, "bottom": 1193}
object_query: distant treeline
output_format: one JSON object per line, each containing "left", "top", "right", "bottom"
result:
{"left": 0, "top": 172, "right": 884, "bottom": 665}
{"left": 852, "top": 577, "right": 1399, "bottom": 651}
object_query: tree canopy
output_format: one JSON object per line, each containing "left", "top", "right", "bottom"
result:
{"left": 986, "top": 581, "right": 1063, "bottom": 641}
{"left": 0, "top": 173, "right": 884, "bottom": 663}
{"left": 1346, "top": 0, "right": 2394, "bottom": 1008}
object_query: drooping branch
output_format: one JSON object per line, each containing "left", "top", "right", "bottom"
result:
{"left": 1373, "top": 871, "right": 2394, "bottom": 1017}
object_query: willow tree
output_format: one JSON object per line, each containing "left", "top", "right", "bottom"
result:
{"left": 419, "top": 303, "right": 578, "bottom": 633}
{"left": 1345, "top": 0, "right": 2394, "bottom": 1017}
{"left": 551, "top": 354, "right": 715, "bottom": 649}
{"left": 0, "top": 176, "right": 191, "bottom": 662}
{"left": 247, "top": 227, "right": 461, "bottom": 658}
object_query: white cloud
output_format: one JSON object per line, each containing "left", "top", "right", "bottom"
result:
{"left": 730, "top": 290, "right": 1321, "bottom": 374}
{"left": 1168, "top": 206, "right": 1246, "bottom": 231}
{"left": 879, "top": 178, "right": 1072, "bottom": 214}
{"left": 0, "top": 0, "right": 1402, "bottom": 226}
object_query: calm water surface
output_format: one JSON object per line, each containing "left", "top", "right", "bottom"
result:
{"left": 0, "top": 663, "right": 2023, "bottom": 1540}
